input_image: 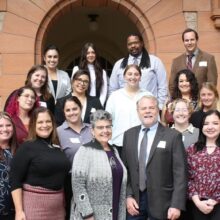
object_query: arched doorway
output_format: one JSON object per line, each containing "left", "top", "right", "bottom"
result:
{"left": 35, "top": 0, "right": 155, "bottom": 76}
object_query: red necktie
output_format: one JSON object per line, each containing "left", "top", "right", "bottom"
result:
{"left": 187, "top": 54, "right": 194, "bottom": 70}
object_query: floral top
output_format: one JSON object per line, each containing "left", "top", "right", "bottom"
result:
{"left": 0, "top": 149, "right": 14, "bottom": 216}
{"left": 187, "top": 145, "right": 220, "bottom": 202}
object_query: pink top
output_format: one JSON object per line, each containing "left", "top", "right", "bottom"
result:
{"left": 187, "top": 145, "right": 220, "bottom": 202}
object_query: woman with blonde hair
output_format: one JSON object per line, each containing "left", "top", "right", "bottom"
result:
{"left": 190, "top": 82, "right": 220, "bottom": 129}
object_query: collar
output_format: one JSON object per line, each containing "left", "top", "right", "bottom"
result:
{"left": 171, "top": 123, "right": 194, "bottom": 133}
{"left": 141, "top": 121, "right": 159, "bottom": 132}
{"left": 129, "top": 53, "right": 142, "bottom": 60}
{"left": 186, "top": 48, "right": 199, "bottom": 57}
{"left": 62, "top": 120, "right": 90, "bottom": 130}
{"left": 84, "top": 139, "right": 114, "bottom": 151}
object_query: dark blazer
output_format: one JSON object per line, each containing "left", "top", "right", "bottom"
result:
{"left": 55, "top": 93, "right": 103, "bottom": 126}
{"left": 169, "top": 49, "right": 217, "bottom": 93}
{"left": 122, "top": 123, "right": 187, "bottom": 219}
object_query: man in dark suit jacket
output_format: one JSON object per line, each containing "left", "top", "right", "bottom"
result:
{"left": 122, "top": 95, "right": 187, "bottom": 220}
{"left": 169, "top": 28, "right": 217, "bottom": 94}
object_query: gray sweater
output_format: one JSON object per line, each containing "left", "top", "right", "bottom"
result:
{"left": 70, "top": 140, "right": 127, "bottom": 220}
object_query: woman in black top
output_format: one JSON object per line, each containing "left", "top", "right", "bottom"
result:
{"left": 55, "top": 69, "right": 103, "bottom": 126}
{"left": 11, "top": 107, "right": 70, "bottom": 220}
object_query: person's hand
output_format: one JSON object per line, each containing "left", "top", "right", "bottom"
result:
{"left": 85, "top": 216, "right": 95, "bottom": 220}
{"left": 15, "top": 211, "right": 26, "bottom": 220}
{"left": 126, "top": 197, "right": 139, "bottom": 216}
{"left": 194, "top": 200, "right": 214, "bottom": 214}
{"left": 207, "top": 199, "right": 218, "bottom": 206}
{"left": 167, "top": 207, "right": 180, "bottom": 220}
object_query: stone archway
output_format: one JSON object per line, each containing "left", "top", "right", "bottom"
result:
{"left": 34, "top": 0, "right": 156, "bottom": 70}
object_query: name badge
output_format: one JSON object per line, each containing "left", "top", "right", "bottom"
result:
{"left": 199, "top": 61, "right": 207, "bottom": 67}
{"left": 157, "top": 141, "right": 166, "bottom": 149}
{"left": 70, "top": 138, "right": 80, "bottom": 144}
{"left": 39, "top": 101, "right": 47, "bottom": 108}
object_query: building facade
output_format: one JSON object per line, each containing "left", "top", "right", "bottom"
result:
{"left": 0, "top": 0, "right": 219, "bottom": 108}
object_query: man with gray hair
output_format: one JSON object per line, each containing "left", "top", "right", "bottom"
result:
{"left": 122, "top": 95, "right": 187, "bottom": 220}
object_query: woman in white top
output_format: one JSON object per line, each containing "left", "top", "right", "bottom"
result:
{"left": 72, "top": 42, "right": 108, "bottom": 106}
{"left": 44, "top": 45, "right": 71, "bottom": 101}
{"left": 105, "top": 64, "right": 152, "bottom": 155}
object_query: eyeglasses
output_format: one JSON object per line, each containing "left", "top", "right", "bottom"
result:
{"left": 20, "top": 94, "right": 36, "bottom": 101}
{"left": 76, "top": 78, "right": 89, "bottom": 85}
{"left": 95, "top": 125, "right": 112, "bottom": 130}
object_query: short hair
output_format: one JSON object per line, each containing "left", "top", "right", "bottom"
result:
{"left": 27, "top": 107, "right": 60, "bottom": 145}
{"left": 43, "top": 44, "right": 60, "bottom": 56}
{"left": 90, "top": 110, "right": 112, "bottom": 128}
{"left": 182, "top": 28, "right": 199, "bottom": 41}
{"left": 127, "top": 33, "right": 143, "bottom": 42}
{"left": 63, "top": 96, "right": 82, "bottom": 111}
{"left": 71, "top": 69, "right": 91, "bottom": 95}
{"left": 172, "top": 69, "right": 198, "bottom": 101}
{"left": 0, "top": 112, "right": 18, "bottom": 160}
{"left": 170, "top": 98, "right": 194, "bottom": 115}
{"left": 25, "top": 64, "right": 51, "bottom": 100}
{"left": 198, "top": 82, "right": 220, "bottom": 110}
{"left": 136, "top": 94, "right": 159, "bottom": 109}
{"left": 123, "top": 64, "right": 142, "bottom": 76}
{"left": 194, "top": 110, "right": 220, "bottom": 152}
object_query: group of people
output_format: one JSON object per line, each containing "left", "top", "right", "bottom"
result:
{"left": 0, "top": 27, "right": 219, "bottom": 220}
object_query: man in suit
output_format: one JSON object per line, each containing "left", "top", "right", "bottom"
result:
{"left": 109, "top": 33, "right": 167, "bottom": 110}
{"left": 122, "top": 94, "right": 187, "bottom": 220}
{"left": 169, "top": 28, "right": 218, "bottom": 94}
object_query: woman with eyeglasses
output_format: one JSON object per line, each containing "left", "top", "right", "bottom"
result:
{"left": 44, "top": 44, "right": 71, "bottom": 102}
{"left": 71, "top": 42, "right": 108, "bottom": 106}
{"left": 187, "top": 110, "right": 220, "bottom": 219}
{"left": 0, "top": 112, "right": 18, "bottom": 220}
{"left": 71, "top": 110, "right": 127, "bottom": 220}
{"left": 4, "top": 65, "right": 55, "bottom": 113}
{"left": 55, "top": 69, "right": 103, "bottom": 126}
{"left": 5, "top": 86, "right": 39, "bottom": 145}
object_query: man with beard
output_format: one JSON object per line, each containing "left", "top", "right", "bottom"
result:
{"left": 109, "top": 33, "right": 167, "bottom": 110}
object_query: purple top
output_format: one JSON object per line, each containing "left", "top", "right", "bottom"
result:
{"left": 106, "top": 150, "right": 123, "bottom": 220}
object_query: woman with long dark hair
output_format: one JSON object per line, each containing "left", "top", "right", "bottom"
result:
{"left": 187, "top": 110, "right": 220, "bottom": 219}
{"left": 161, "top": 69, "right": 198, "bottom": 127}
{"left": 71, "top": 42, "right": 108, "bottom": 106}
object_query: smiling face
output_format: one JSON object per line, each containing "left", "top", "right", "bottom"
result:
{"left": 127, "top": 35, "right": 143, "bottom": 57}
{"left": 183, "top": 31, "right": 198, "bottom": 54}
{"left": 17, "top": 89, "right": 36, "bottom": 112}
{"left": 72, "top": 74, "right": 90, "bottom": 95}
{"left": 44, "top": 49, "right": 59, "bottom": 69}
{"left": 86, "top": 46, "right": 96, "bottom": 64}
{"left": 124, "top": 66, "right": 141, "bottom": 88}
{"left": 36, "top": 112, "right": 53, "bottom": 139}
{"left": 137, "top": 97, "right": 159, "bottom": 128}
{"left": 178, "top": 73, "right": 191, "bottom": 95}
{"left": 202, "top": 113, "right": 220, "bottom": 142}
{"left": 92, "top": 120, "right": 112, "bottom": 145}
{"left": 30, "top": 69, "right": 47, "bottom": 90}
{"left": 64, "top": 100, "right": 82, "bottom": 124}
{"left": 173, "top": 101, "right": 190, "bottom": 125}
{"left": 200, "top": 87, "right": 216, "bottom": 110}
{"left": 0, "top": 117, "right": 14, "bottom": 145}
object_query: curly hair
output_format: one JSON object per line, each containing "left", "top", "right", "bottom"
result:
{"left": 171, "top": 69, "right": 198, "bottom": 101}
{"left": 78, "top": 42, "right": 103, "bottom": 98}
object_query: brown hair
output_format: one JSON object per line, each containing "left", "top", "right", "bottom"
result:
{"left": 27, "top": 107, "right": 60, "bottom": 145}
{"left": 170, "top": 99, "right": 194, "bottom": 115}
{"left": 0, "top": 112, "right": 18, "bottom": 161}
{"left": 123, "top": 64, "right": 142, "bottom": 76}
